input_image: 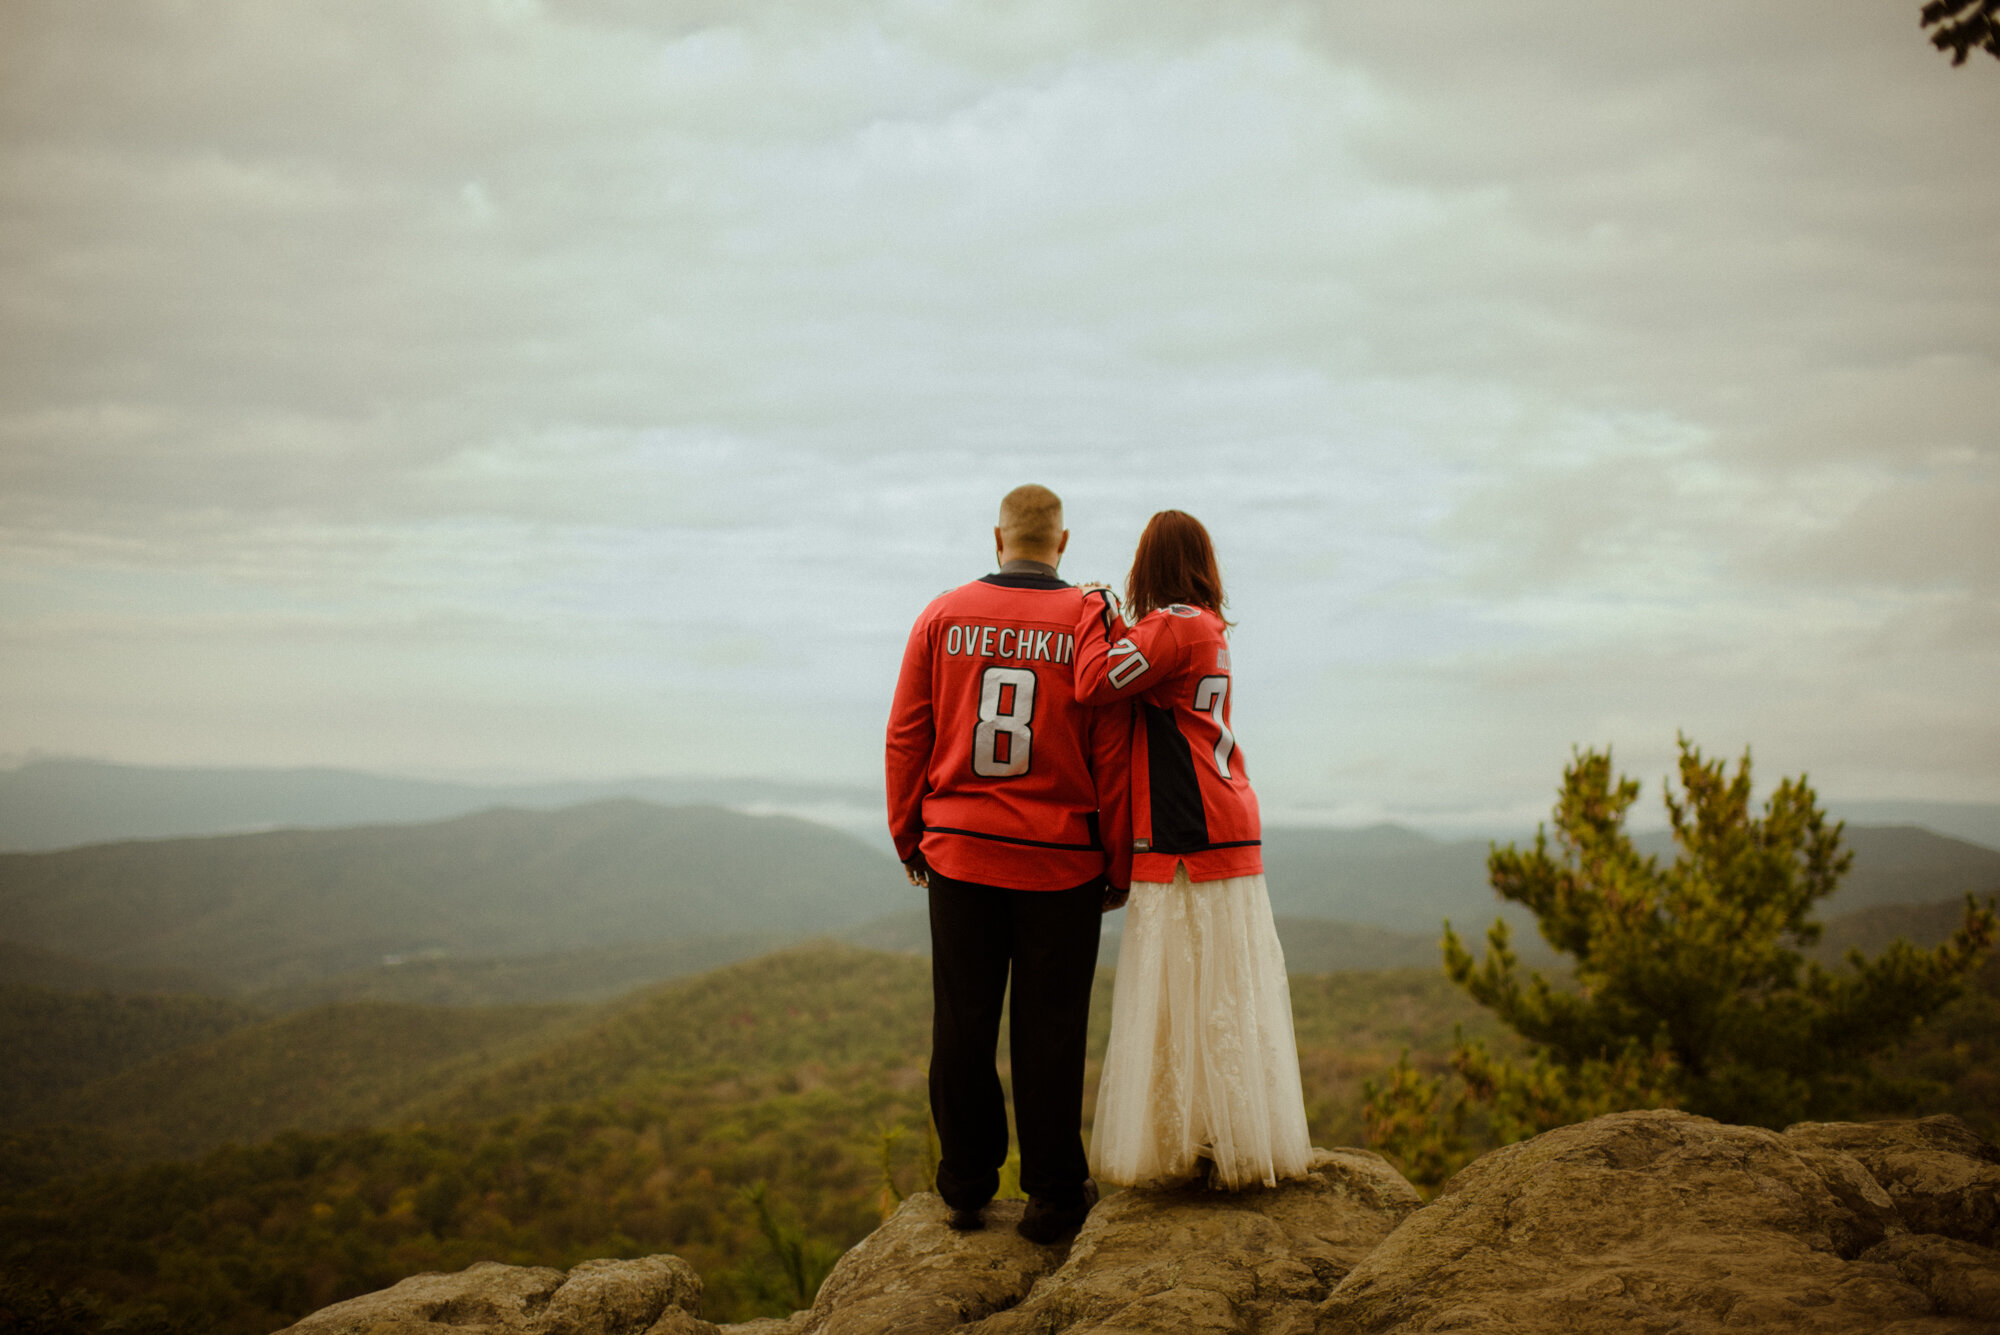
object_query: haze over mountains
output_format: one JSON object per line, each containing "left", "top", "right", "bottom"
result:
{"left": 0, "top": 758, "right": 884, "bottom": 853}
{"left": 2, "top": 783, "right": 1996, "bottom": 1004}
{"left": 1261, "top": 821, "right": 2000, "bottom": 936}
{"left": 5, "top": 758, "right": 1997, "bottom": 855}
{"left": 0, "top": 801, "right": 906, "bottom": 991}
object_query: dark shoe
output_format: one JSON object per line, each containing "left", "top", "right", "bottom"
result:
{"left": 1016, "top": 1179, "right": 1099, "bottom": 1245}
{"left": 946, "top": 1203, "right": 985, "bottom": 1232}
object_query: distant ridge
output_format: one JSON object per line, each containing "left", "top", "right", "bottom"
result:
{"left": 0, "top": 799, "right": 905, "bottom": 991}
{"left": 10, "top": 757, "right": 1992, "bottom": 861}
{"left": 0, "top": 757, "right": 879, "bottom": 852}
{"left": 1259, "top": 823, "right": 2000, "bottom": 935}
{"left": 1832, "top": 800, "right": 2000, "bottom": 852}
{"left": 0, "top": 939, "right": 222, "bottom": 995}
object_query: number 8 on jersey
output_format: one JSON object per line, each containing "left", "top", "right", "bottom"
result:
{"left": 972, "top": 666, "right": 1036, "bottom": 777}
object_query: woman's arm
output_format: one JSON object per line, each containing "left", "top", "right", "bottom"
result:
{"left": 1072, "top": 590, "right": 1182, "bottom": 706}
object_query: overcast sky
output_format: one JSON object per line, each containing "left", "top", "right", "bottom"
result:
{"left": 2, "top": 0, "right": 1995, "bottom": 827}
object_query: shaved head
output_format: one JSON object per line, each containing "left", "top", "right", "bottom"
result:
{"left": 998, "top": 484, "right": 1064, "bottom": 553}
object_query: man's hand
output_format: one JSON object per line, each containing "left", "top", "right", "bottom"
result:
{"left": 1101, "top": 886, "right": 1129, "bottom": 913}
{"left": 903, "top": 853, "right": 930, "bottom": 889}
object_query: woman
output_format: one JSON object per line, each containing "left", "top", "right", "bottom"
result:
{"left": 1071, "top": 510, "right": 1313, "bottom": 1190}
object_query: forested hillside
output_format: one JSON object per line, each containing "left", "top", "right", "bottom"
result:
{"left": 0, "top": 941, "right": 221, "bottom": 996}
{"left": 5, "top": 911, "right": 1991, "bottom": 1335}
{"left": 0, "top": 945, "right": 1495, "bottom": 1331}
{"left": 52, "top": 1002, "right": 585, "bottom": 1161}
{"left": 0, "top": 801, "right": 903, "bottom": 990}
{"left": 6, "top": 800, "right": 1990, "bottom": 1007}
{"left": 0, "top": 988, "right": 258, "bottom": 1126}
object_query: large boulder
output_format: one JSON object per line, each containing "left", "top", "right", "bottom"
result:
{"left": 1318, "top": 1108, "right": 2000, "bottom": 1334}
{"left": 965, "top": 1148, "right": 1420, "bottom": 1335}
{"left": 782, "top": 1194, "right": 1068, "bottom": 1335}
{"left": 1787, "top": 1115, "right": 2000, "bottom": 1249}
{"left": 272, "top": 1255, "right": 704, "bottom": 1335}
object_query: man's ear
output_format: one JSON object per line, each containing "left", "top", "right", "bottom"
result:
{"left": 1056, "top": 529, "right": 1070, "bottom": 556}
{"left": 993, "top": 526, "right": 1005, "bottom": 560}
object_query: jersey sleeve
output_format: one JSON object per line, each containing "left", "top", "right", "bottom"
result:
{"left": 883, "top": 606, "right": 937, "bottom": 863}
{"left": 1072, "top": 590, "right": 1184, "bottom": 705}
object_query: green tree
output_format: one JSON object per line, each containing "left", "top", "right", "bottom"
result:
{"left": 1923, "top": 0, "right": 1999, "bottom": 65}
{"left": 731, "top": 1183, "right": 842, "bottom": 1317}
{"left": 1368, "top": 737, "right": 1995, "bottom": 1188}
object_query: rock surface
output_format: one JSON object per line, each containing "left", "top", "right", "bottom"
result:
{"left": 272, "top": 1255, "right": 703, "bottom": 1335}
{"left": 273, "top": 1114, "right": 2000, "bottom": 1335}
{"left": 788, "top": 1195, "right": 1066, "bottom": 1335}
{"left": 1319, "top": 1108, "right": 2000, "bottom": 1334}
{"left": 1788, "top": 1114, "right": 2000, "bottom": 1249}
{"left": 968, "top": 1148, "right": 1418, "bottom": 1335}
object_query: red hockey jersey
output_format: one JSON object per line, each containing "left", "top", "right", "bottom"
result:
{"left": 1072, "top": 591, "right": 1262, "bottom": 883}
{"left": 886, "top": 571, "right": 1132, "bottom": 891}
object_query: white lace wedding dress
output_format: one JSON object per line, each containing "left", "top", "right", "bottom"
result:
{"left": 1090, "top": 866, "right": 1314, "bottom": 1189}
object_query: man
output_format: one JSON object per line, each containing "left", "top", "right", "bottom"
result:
{"left": 884, "top": 483, "right": 1130, "bottom": 1244}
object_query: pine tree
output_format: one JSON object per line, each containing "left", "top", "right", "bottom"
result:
{"left": 1922, "top": 0, "right": 2000, "bottom": 65}
{"left": 1367, "top": 737, "right": 1996, "bottom": 1188}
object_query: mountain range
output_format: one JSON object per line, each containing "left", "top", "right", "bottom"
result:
{"left": 5, "top": 757, "right": 1996, "bottom": 855}
{"left": 0, "top": 800, "right": 907, "bottom": 991}
{"left": 3, "top": 794, "right": 1995, "bottom": 1002}
{"left": 1261, "top": 821, "right": 2000, "bottom": 935}
{"left": 0, "top": 757, "right": 881, "bottom": 853}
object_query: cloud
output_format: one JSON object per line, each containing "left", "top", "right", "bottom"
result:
{"left": 0, "top": 0, "right": 1995, "bottom": 809}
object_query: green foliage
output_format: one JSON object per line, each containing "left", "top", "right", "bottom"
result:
{"left": 1365, "top": 1037, "right": 1676, "bottom": 1193}
{"left": 1870, "top": 938, "right": 2000, "bottom": 1142}
{"left": 253, "top": 933, "right": 798, "bottom": 1011}
{"left": 0, "top": 941, "right": 220, "bottom": 997}
{"left": 1360, "top": 1051, "right": 1474, "bottom": 1191}
{"left": 0, "top": 947, "right": 946, "bottom": 1332}
{"left": 0, "top": 1269, "right": 197, "bottom": 1335}
{"left": 0, "top": 988, "right": 259, "bottom": 1128}
{"left": 425, "top": 944, "right": 937, "bottom": 1123}
{"left": 1291, "top": 966, "right": 1516, "bottom": 1150}
{"left": 732, "top": 1183, "right": 843, "bottom": 1316}
{"left": 1369, "top": 738, "right": 1997, "bottom": 1188}
{"left": 0, "top": 1078, "right": 933, "bottom": 1332}
{"left": 0, "top": 1126, "right": 124, "bottom": 1196}
{"left": 55, "top": 1001, "right": 584, "bottom": 1160}
{"left": 1923, "top": 0, "right": 2000, "bottom": 65}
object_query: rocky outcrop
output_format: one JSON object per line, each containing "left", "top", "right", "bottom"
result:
{"left": 1319, "top": 1109, "right": 2000, "bottom": 1334}
{"left": 272, "top": 1255, "right": 705, "bottom": 1335}
{"left": 775, "top": 1195, "right": 1064, "bottom": 1335}
{"left": 1788, "top": 1114, "right": 2000, "bottom": 1248}
{"left": 273, "top": 1113, "right": 2000, "bottom": 1335}
{"left": 969, "top": 1148, "right": 1418, "bottom": 1335}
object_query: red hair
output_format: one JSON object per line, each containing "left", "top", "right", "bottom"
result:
{"left": 1124, "top": 510, "right": 1230, "bottom": 624}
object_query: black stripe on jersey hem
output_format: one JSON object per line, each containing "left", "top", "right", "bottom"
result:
{"left": 978, "top": 573, "right": 1070, "bottom": 590}
{"left": 1137, "top": 838, "right": 1264, "bottom": 854}
{"left": 927, "top": 826, "right": 1102, "bottom": 852}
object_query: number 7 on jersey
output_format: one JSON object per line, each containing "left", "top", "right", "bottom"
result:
{"left": 1193, "top": 675, "right": 1235, "bottom": 779}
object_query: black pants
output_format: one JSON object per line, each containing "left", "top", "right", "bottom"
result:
{"left": 927, "top": 871, "right": 1104, "bottom": 1210}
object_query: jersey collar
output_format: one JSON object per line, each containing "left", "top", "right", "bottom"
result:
{"left": 982, "top": 558, "right": 1067, "bottom": 589}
